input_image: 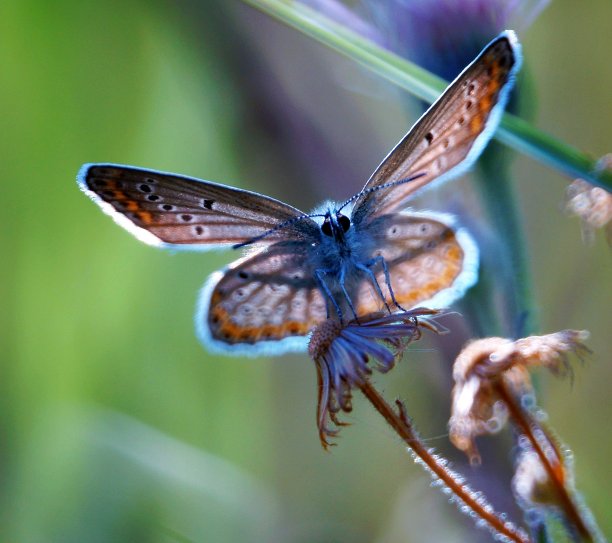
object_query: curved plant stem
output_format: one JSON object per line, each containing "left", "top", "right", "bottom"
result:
{"left": 477, "top": 143, "right": 537, "bottom": 337}
{"left": 241, "top": 0, "right": 612, "bottom": 191}
{"left": 359, "top": 380, "right": 531, "bottom": 543}
{"left": 495, "top": 381, "right": 596, "bottom": 542}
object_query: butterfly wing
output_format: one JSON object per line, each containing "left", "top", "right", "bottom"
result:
{"left": 351, "top": 31, "right": 521, "bottom": 225}
{"left": 78, "top": 163, "right": 319, "bottom": 249}
{"left": 197, "top": 241, "right": 328, "bottom": 356}
{"left": 353, "top": 212, "right": 478, "bottom": 315}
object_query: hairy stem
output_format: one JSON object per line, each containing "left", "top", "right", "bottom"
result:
{"left": 359, "top": 380, "right": 531, "bottom": 543}
{"left": 495, "top": 380, "right": 595, "bottom": 542}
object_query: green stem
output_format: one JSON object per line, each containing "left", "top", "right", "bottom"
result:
{"left": 241, "top": 0, "right": 612, "bottom": 191}
{"left": 477, "top": 143, "right": 537, "bottom": 336}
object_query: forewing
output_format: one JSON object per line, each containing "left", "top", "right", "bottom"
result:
{"left": 78, "top": 163, "right": 318, "bottom": 249}
{"left": 197, "top": 241, "right": 327, "bottom": 355}
{"left": 352, "top": 31, "right": 521, "bottom": 225}
{"left": 353, "top": 213, "right": 478, "bottom": 315}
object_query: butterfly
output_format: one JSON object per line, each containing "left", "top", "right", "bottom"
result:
{"left": 78, "top": 31, "right": 521, "bottom": 356}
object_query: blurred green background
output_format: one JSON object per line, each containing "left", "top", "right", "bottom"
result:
{"left": 1, "top": 1, "right": 610, "bottom": 542}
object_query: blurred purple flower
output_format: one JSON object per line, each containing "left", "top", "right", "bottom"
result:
{"left": 303, "top": 0, "right": 549, "bottom": 80}
{"left": 365, "top": 0, "right": 548, "bottom": 80}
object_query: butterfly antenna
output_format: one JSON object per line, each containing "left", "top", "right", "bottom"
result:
{"left": 233, "top": 213, "right": 327, "bottom": 249}
{"left": 336, "top": 172, "right": 427, "bottom": 214}
{"left": 235, "top": 172, "right": 426, "bottom": 249}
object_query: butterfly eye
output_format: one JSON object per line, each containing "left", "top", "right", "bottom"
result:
{"left": 321, "top": 217, "right": 333, "bottom": 237}
{"left": 337, "top": 214, "right": 351, "bottom": 233}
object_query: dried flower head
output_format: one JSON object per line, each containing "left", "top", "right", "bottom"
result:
{"left": 565, "top": 154, "right": 612, "bottom": 245}
{"left": 449, "top": 330, "right": 590, "bottom": 464}
{"left": 513, "top": 448, "right": 568, "bottom": 510}
{"left": 513, "top": 442, "right": 605, "bottom": 542}
{"left": 308, "top": 309, "right": 444, "bottom": 448}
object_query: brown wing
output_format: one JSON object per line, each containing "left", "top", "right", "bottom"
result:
{"left": 352, "top": 31, "right": 521, "bottom": 225}
{"left": 197, "top": 241, "right": 327, "bottom": 355}
{"left": 353, "top": 213, "right": 479, "bottom": 315}
{"left": 78, "top": 164, "right": 318, "bottom": 249}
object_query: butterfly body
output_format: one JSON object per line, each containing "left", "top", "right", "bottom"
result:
{"left": 305, "top": 204, "right": 372, "bottom": 316}
{"left": 78, "top": 31, "right": 521, "bottom": 356}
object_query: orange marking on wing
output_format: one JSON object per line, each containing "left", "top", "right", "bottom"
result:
{"left": 445, "top": 245, "right": 462, "bottom": 261}
{"left": 395, "top": 281, "right": 438, "bottom": 306}
{"left": 210, "top": 304, "right": 228, "bottom": 324}
{"left": 135, "top": 211, "right": 153, "bottom": 224}
{"left": 470, "top": 116, "right": 484, "bottom": 134}
{"left": 211, "top": 291, "right": 223, "bottom": 305}
{"left": 210, "top": 304, "right": 312, "bottom": 344}
{"left": 219, "top": 320, "right": 311, "bottom": 343}
{"left": 381, "top": 244, "right": 465, "bottom": 310}
{"left": 479, "top": 94, "right": 492, "bottom": 113}
{"left": 490, "top": 76, "right": 503, "bottom": 92}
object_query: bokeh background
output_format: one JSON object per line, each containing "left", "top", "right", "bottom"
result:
{"left": 1, "top": 1, "right": 610, "bottom": 542}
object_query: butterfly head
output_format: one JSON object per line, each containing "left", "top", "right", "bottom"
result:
{"left": 321, "top": 209, "right": 351, "bottom": 242}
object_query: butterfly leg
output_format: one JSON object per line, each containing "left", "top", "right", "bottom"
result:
{"left": 338, "top": 265, "right": 359, "bottom": 321}
{"left": 364, "top": 255, "right": 408, "bottom": 312}
{"left": 355, "top": 259, "right": 392, "bottom": 313}
{"left": 378, "top": 255, "right": 409, "bottom": 311}
{"left": 315, "top": 268, "right": 344, "bottom": 322}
